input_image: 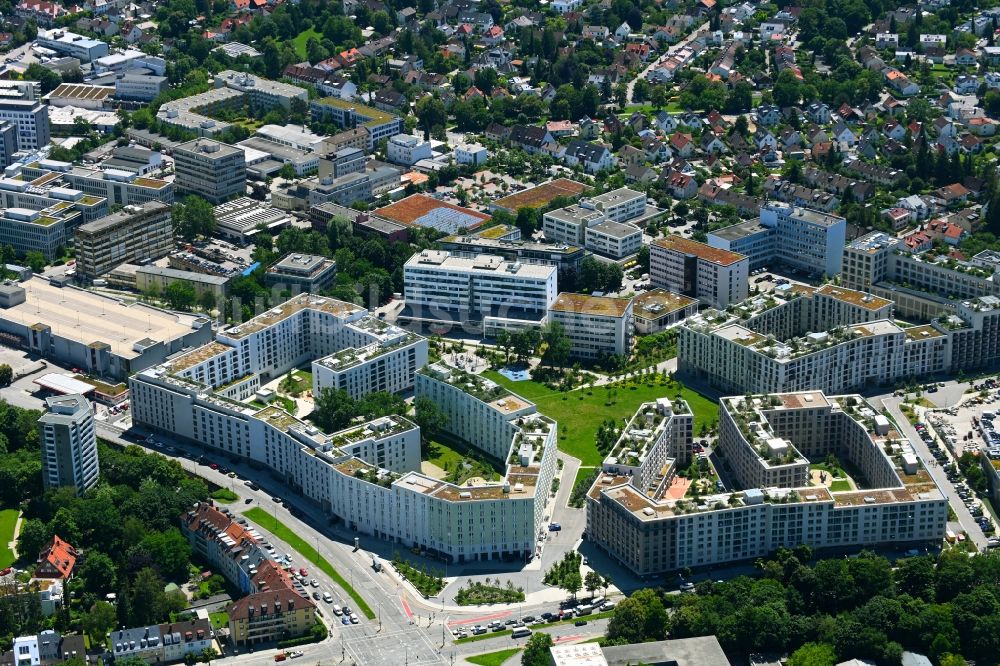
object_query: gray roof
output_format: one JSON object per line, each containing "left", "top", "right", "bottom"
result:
{"left": 601, "top": 637, "right": 731, "bottom": 666}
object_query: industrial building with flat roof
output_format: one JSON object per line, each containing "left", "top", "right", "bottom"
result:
{"left": 489, "top": 178, "right": 588, "bottom": 213}
{"left": 0, "top": 277, "right": 211, "bottom": 379}
{"left": 213, "top": 197, "right": 291, "bottom": 242}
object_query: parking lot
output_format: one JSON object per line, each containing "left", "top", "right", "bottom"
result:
{"left": 449, "top": 596, "right": 616, "bottom": 641}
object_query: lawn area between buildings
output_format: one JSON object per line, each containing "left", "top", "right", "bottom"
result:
{"left": 0, "top": 509, "right": 17, "bottom": 568}
{"left": 242, "top": 508, "right": 375, "bottom": 619}
{"left": 467, "top": 648, "right": 521, "bottom": 666}
{"left": 292, "top": 27, "right": 322, "bottom": 60}
{"left": 481, "top": 371, "right": 718, "bottom": 466}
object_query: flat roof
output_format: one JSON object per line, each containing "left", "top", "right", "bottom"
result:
{"left": 375, "top": 194, "right": 490, "bottom": 231}
{"left": 587, "top": 220, "right": 640, "bottom": 239}
{"left": 709, "top": 220, "right": 768, "bottom": 241}
{"left": 492, "top": 178, "right": 588, "bottom": 211}
{"left": 654, "top": 235, "right": 747, "bottom": 266}
{"left": 550, "top": 292, "right": 632, "bottom": 317}
{"left": 47, "top": 83, "right": 115, "bottom": 101}
{"left": 4, "top": 277, "right": 199, "bottom": 359}
{"left": 312, "top": 96, "right": 398, "bottom": 125}
{"left": 816, "top": 284, "right": 892, "bottom": 310}
{"left": 220, "top": 293, "right": 363, "bottom": 339}
{"left": 406, "top": 250, "right": 556, "bottom": 279}
{"left": 633, "top": 288, "right": 697, "bottom": 319}
{"left": 33, "top": 373, "right": 95, "bottom": 396}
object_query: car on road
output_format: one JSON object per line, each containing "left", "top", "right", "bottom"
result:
{"left": 574, "top": 620, "right": 588, "bottom": 626}
{"left": 312, "top": 592, "right": 321, "bottom": 600}
{"left": 272, "top": 496, "right": 282, "bottom": 503}
{"left": 332, "top": 605, "right": 342, "bottom": 616}
{"left": 310, "top": 579, "right": 319, "bottom": 587}
{"left": 342, "top": 606, "right": 352, "bottom": 617}
{"left": 288, "top": 652, "right": 303, "bottom": 659}
{"left": 210, "top": 463, "right": 219, "bottom": 470}
{"left": 323, "top": 593, "right": 333, "bottom": 603}
{"left": 299, "top": 568, "right": 308, "bottom": 577}
{"left": 245, "top": 498, "right": 253, "bottom": 504}
{"left": 228, "top": 471, "right": 237, "bottom": 478}
{"left": 548, "top": 523, "right": 561, "bottom": 531}
{"left": 350, "top": 614, "right": 359, "bottom": 624}
{"left": 341, "top": 617, "right": 350, "bottom": 625}
{"left": 679, "top": 581, "right": 695, "bottom": 592}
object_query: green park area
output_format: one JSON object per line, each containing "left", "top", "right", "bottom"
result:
{"left": 292, "top": 27, "right": 323, "bottom": 60}
{"left": 482, "top": 371, "right": 718, "bottom": 466}
{"left": 467, "top": 649, "right": 521, "bottom": 666}
{"left": 242, "top": 508, "right": 375, "bottom": 618}
{"left": 0, "top": 509, "right": 17, "bottom": 569}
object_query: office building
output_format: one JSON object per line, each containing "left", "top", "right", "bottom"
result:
{"left": 213, "top": 197, "right": 291, "bottom": 243}
{"left": 309, "top": 97, "right": 403, "bottom": 151}
{"left": 264, "top": 254, "right": 337, "bottom": 294}
{"left": 0, "top": 170, "right": 108, "bottom": 222}
{"left": 584, "top": 220, "right": 642, "bottom": 259}
{"left": 74, "top": 202, "right": 173, "bottom": 278}
{"left": 548, "top": 293, "right": 634, "bottom": 360}
{"left": 37, "top": 394, "right": 99, "bottom": 496}
{"left": 135, "top": 267, "right": 229, "bottom": 306}
{"left": 588, "top": 187, "right": 647, "bottom": 222}
{"left": 36, "top": 29, "right": 109, "bottom": 62}
{"left": 632, "top": 289, "right": 698, "bottom": 333}
{"left": 650, "top": 235, "right": 750, "bottom": 309}
{"left": 587, "top": 390, "right": 947, "bottom": 575}
{"left": 115, "top": 73, "right": 169, "bottom": 102}
{"left": 0, "top": 277, "right": 211, "bottom": 379}
{"left": 708, "top": 204, "right": 847, "bottom": 277}
{"left": 174, "top": 139, "right": 247, "bottom": 204}
{"left": 543, "top": 188, "right": 652, "bottom": 259}
{"left": 439, "top": 232, "right": 586, "bottom": 275}
{"left": 0, "top": 98, "right": 49, "bottom": 151}
{"left": 401, "top": 250, "right": 557, "bottom": 335}
{"left": 318, "top": 147, "right": 366, "bottom": 180}
{"left": 386, "top": 134, "right": 432, "bottom": 166}
{"left": 0, "top": 122, "right": 17, "bottom": 169}
{"left": 129, "top": 296, "right": 557, "bottom": 564}
{"left": 542, "top": 204, "right": 606, "bottom": 246}
{"left": 0, "top": 204, "right": 83, "bottom": 259}
{"left": 53, "top": 166, "right": 173, "bottom": 207}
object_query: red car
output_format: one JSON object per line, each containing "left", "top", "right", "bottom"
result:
{"left": 0, "top": 567, "right": 12, "bottom": 576}
{"left": 299, "top": 568, "right": 308, "bottom": 577}
{"left": 210, "top": 463, "right": 219, "bottom": 470}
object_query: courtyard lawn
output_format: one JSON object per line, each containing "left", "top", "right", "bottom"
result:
{"left": 424, "top": 438, "right": 502, "bottom": 484}
{"left": 467, "top": 649, "right": 521, "bottom": 666}
{"left": 482, "top": 371, "right": 718, "bottom": 466}
{"left": 292, "top": 27, "right": 322, "bottom": 60}
{"left": 242, "top": 508, "right": 375, "bottom": 619}
{"left": 209, "top": 611, "right": 229, "bottom": 630}
{"left": 0, "top": 510, "right": 17, "bottom": 568}
{"left": 829, "top": 480, "right": 852, "bottom": 492}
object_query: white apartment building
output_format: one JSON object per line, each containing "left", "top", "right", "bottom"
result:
{"left": 677, "top": 284, "right": 952, "bottom": 395}
{"left": 402, "top": 250, "right": 557, "bottom": 335}
{"left": 548, "top": 293, "right": 634, "bottom": 360}
{"left": 129, "top": 307, "right": 557, "bottom": 563}
{"left": 0, "top": 98, "right": 49, "bottom": 151}
{"left": 650, "top": 235, "right": 749, "bottom": 309}
{"left": 37, "top": 394, "right": 99, "bottom": 496}
{"left": 708, "top": 204, "right": 847, "bottom": 277}
{"left": 588, "top": 188, "right": 646, "bottom": 222}
{"left": 312, "top": 325, "right": 427, "bottom": 400}
{"left": 454, "top": 143, "right": 488, "bottom": 166}
{"left": 587, "top": 391, "right": 948, "bottom": 575}
{"left": 386, "top": 134, "right": 432, "bottom": 166}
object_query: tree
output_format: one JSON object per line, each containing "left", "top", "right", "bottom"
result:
{"left": 413, "top": 397, "right": 448, "bottom": 442}
{"left": 82, "top": 601, "right": 118, "bottom": 641}
{"left": 17, "top": 519, "right": 49, "bottom": 561}
{"left": 561, "top": 571, "right": 582, "bottom": 600}
{"left": 129, "top": 567, "right": 168, "bottom": 626}
{"left": 584, "top": 571, "right": 603, "bottom": 598}
{"left": 24, "top": 251, "right": 45, "bottom": 273}
{"left": 24, "top": 64, "right": 62, "bottom": 94}
{"left": 139, "top": 528, "right": 191, "bottom": 581}
{"left": 312, "top": 388, "right": 357, "bottom": 432}
{"left": 164, "top": 281, "right": 197, "bottom": 311}
{"left": 787, "top": 643, "right": 837, "bottom": 666}
{"left": 172, "top": 196, "right": 216, "bottom": 241}
{"left": 541, "top": 321, "right": 571, "bottom": 369}
{"left": 415, "top": 96, "right": 447, "bottom": 139}
{"left": 277, "top": 163, "right": 296, "bottom": 181}
{"left": 521, "top": 632, "right": 554, "bottom": 666}
{"left": 0, "top": 364, "right": 12, "bottom": 387}
{"left": 636, "top": 245, "right": 650, "bottom": 273}
{"left": 198, "top": 290, "right": 216, "bottom": 313}
{"left": 77, "top": 551, "right": 117, "bottom": 595}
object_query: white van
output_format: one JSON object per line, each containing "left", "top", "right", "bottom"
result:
{"left": 511, "top": 627, "right": 532, "bottom": 639}
{"left": 332, "top": 604, "right": 342, "bottom": 616}
{"left": 323, "top": 592, "right": 333, "bottom": 603}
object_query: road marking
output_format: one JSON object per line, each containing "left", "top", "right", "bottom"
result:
{"left": 446, "top": 610, "right": 511, "bottom": 627}
{"left": 554, "top": 634, "right": 582, "bottom": 644}
{"left": 401, "top": 596, "right": 414, "bottom": 619}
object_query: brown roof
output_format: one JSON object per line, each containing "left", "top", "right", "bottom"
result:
{"left": 653, "top": 235, "right": 747, "bottom": 266}
{"left": 550, "top": 292, "right": 632, "bottom": 317}
{"left": 492, "top": 178, "right": 588, "bottom": 211}
{"left": 375, "top": 194, "right": 491, "bottom": 228}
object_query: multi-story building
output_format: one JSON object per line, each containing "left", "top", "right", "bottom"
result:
{"left": 632, "top": 289, "right": 698, "bottom": 334}
{"left": 676, "top": 284, "right": 954, "bottom": 395}
{"left": 52, "top": 166, "right": 173, "bottom": 207}
{"left": 309, "top": 97, "right": 403, "bottom": 151}
{"left": 708, "top": 204, "right": 847, "bottom": 277}
{"left": 74, "top": 202, "right": 173, "bottom": 278}
{"left": 264, "top": 254, "right": 337, "bottom": 295}
{"left": 0, "top": 98, "right": 49, "bottom": 152}
{"left": 228, "top": 561, "right": 316, "bottom": 646}
{"left": 650, "top": 235, "right": 749, "bottom": 309}
{"left": 587, "top": 391, "right": 948, "bottom": 575}
{"left": 542, "top": 188, "right": 650, "bottom": 259}
{"left": 542, "top": 204, "right": 606, "bottom": 246}
{"left": 584, "top": 221, "right": 642, "bottom": 259}
{"left": 0, "top": 204, "right": 83, "bottom": 259}
{"left": 548, "top": 293, "right": 634, "bottom": 360}
{"left": 129, "top": 294, "right": 558, "bottom": 564}
{"left": 438, "top": 232, "right": 586, "bottom": 276}
{"left": 588, "top": 188, "right": 647, "bottom": 222}
{"left": 135, "top": 266, "right": 230, "bottom": 306}
{"left": 36, "top": 29, "right": 108, "bottom": 61}
{"left": 386, "top": 134, "right": 432, "bottom": 166}
{"left": 0, "top": 631, "right": 86, "bottom": 666}
{"left": 181, "top": 501, "right": 269, "bottom": 593}
{"left": 0, "top": 122, "right": 18, "bottom": 169}
{"left": 0, "top": 172, "right": 107, "bottom": 222}
{"left": 401, "top": 250, "right": 558, "bottom": 335}
{"left": 37, "top": 394, "right": 99, "bottom": 496}
{"left": 114, "top": 73, "right": 169, "bottom": 102}
{"left": 173, "top": 139, "right": 246, "bottom": 204}
{"left": 318, "top": 147, "right": 366, "bottom": 180}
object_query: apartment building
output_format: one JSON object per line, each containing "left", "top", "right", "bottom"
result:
{"left": 587, "top": 392, "right": 948, "bottom": 575}
{"left": 677, "top": 284, "right": 953, "bottom": 395}
{"left": 548, "top": 293, "right": 634, "bottom": 360}
{"left": 386, "top": 134, "right": 432, "bottom": 166}
{"left": 650, "top": 235, "right": 749, "bottom": 309}
{"left": 264, "top": 254, "right": 337, "bottom": 294}
{"left": 129, "top": 297, "right": 558, "bottom": 563}
{"left": 174, "top": 139, "right": 247, "bottom": 204}
{"left": 181, "top": 501, "right": 269, "bottom": 593}
{"left": 708, "top": 204, "right": 847, "bottom": 277}
{"left": 74, "top": 202, "right": 173, "bottom": 278}
{"left": 0, "top": 631, "right": 86, "bottom": 666}
{"left": 312, "top": 323, "right": 427, "bottom": 402}
{"left": 632, "top": 289, "right": 698, "bottom": 333}
{"left": 584, "top": 221, "right": 642, "bottom": 259}
{"left": 402, "top": 250, "right": 558, "bottom": 335}
{"left": 843, "top": 232, "right": 1000, "bottom": 321}
{"left": 228, "top": 561, "right": 316, "bottom": 646}
{"left": 37, "top": 394, "right": 99, "bottom": 496}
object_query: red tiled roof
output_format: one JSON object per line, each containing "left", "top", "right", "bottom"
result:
{"left": 37, "top": 535, "right": 77, "bottom": 579}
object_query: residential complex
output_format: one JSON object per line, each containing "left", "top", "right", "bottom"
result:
{"left": 542, "top": 188, "right": 649, "bottom": 260}
{"left": 548, "top": 293, "right": 634, "bottom": 360}
{"left": 401, "top": 250, "right": 557, "bottom": 335}
{"left": 129, "top": 294, "right": 558, "bottom": 563}
{"left": 173, "top": 139, "right": 247, "bottom": 203}
{"left": 632, "top": 289, "right": 698, "bottom": 334}
{"left": 708, "top": 204, "right": 846, "bottom": 277}
{"left": 650, "top": 235, "right": 749, "bottom": 309}
{"left": 264, "top": 254, "right": 337, "bottom": 294}
{"left": 586, "top": 391, "right": 947, "bottom": 575}
{"left": 37, "top": 394, "right": 99, "bottom": 496}
{"left": 309, "top": 97, "right": 404, "bottom": 151}
{"left": 73, "top": 202, "right": 173, "bottom": 278}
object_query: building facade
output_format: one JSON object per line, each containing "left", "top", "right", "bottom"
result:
{"left": 650, "top": 235, "right": 749, "bottom": 309}
{"left": 547, "top": 293, "right": 634, "bottom": 360}
{"left": 74, "top": 202, "right": 173, "bottom": 278}
{"left": 37, "top": 394, "right": 99, "bottom": 496}
{"left": 173, "top": 139, "right": 247, "bottom": 204}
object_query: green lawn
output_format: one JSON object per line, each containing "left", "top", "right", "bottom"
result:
{"left": 482, "top": 372, "right": 718, "bottom": 466}
{"left": 242, "top": 508, "right": 375, "bottom": 619}
{"left": 292, "top": 27, "right": 322, "bottom": 60}
{"left": 0, "top": 510, "right": 18, "bottom": 568}
{"left": 467, "top": 649, "right": 521, "bottom": 666}
{"left": 209, "top": 611, "right": 229, "bottom": 630}
{"left": 829, "top": 480, "right": 852, "bottom": 492}
{"left": 424, "top": 438, "right": 503, "bottom": 484}
{"left": 210, "top": 488, "right": 239, "bottom": 503}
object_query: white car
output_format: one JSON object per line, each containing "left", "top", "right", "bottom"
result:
{"left": 350, "top": 613, "right": 359, "bottom": 624}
